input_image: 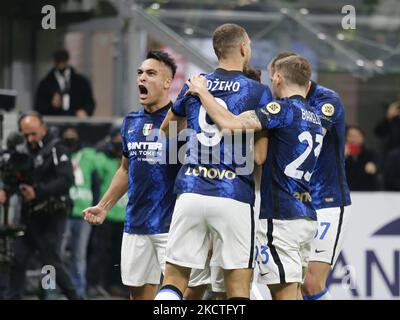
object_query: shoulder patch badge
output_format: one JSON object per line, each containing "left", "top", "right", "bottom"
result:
{"left": 321, "top": 103, "right": 335, "bottom": 117}
{"left": 266, "top": 102, "right": 281, "bottom": 114}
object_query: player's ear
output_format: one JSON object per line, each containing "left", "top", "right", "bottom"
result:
{"left": 164, "top": 77, "right": 172, "bottom": 89}
{"left": 41, "top": 123, "right": 48, "bottom": 133}
{"left": 240, "top": 42, "right": 246, "bottom": 57}
{"left": 276, "top": 72, "right": 284, "bottom": 86}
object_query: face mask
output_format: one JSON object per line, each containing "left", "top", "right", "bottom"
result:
{"left": 110, "top": 142, "right": 121, "bottom": 157}
{"left": 63, "top": 138, "right": 80, "bottom": 152}
{"left": 347, "top": 143, "right": 362, "bottom": 155}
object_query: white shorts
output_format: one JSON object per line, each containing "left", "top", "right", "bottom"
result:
{"left": 166, "top": 193, "right": 256, "bottom": 270}
{"left": 256, "top": 218, "right": 317, "bottom": 285}
{"left": 121, "top": 232, "right": 213, "bottom": 287}
{"left": 187, "top": 235, "right": 226, "bottom": 293}
{"left": 121, "top": 233, "right": 167, "bottom": 287}
{"left": 188, "top": 266, "right": 225, "bottom": 293}
{"left": 309, "top": 205, "right": 351, "bottom": 267}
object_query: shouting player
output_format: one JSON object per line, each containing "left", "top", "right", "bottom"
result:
{"left": 83, "top": 51, "right": 181, "bottom": 299}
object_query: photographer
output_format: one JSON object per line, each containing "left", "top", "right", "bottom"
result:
{"left": 0, "top": 112, "right": 80, "bottom": 299}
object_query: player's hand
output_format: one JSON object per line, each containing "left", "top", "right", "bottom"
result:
{"left": 365, "top": 161, "right": 377, "bottom": 175}
{"left": 344, "top": 144, "right": 350, "bottom": 157}
{"left": 386, "top": 102, "right": 400, "bottom": 120}
{"left": 76, "top": 109, "right": 88, "bottom": 118}
{"left": 185, "top": 75, "right": 208, "bottom": 96}
{"left": 83, "top": 205, "right": 107, "bottom": 225}
{"left": 20, "top": 184, "right": 36, "bottom": 202}
{"left": 0, "top": 190, "right": 7, "bottom": 205}
{"left": 52, "top": 93, "right": 62, "bottom": 109}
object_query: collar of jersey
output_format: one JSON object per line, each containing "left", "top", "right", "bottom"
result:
{"left": 214, "top": 68, "right": 244, "bottom": 76}
{"left": 143, "top": 101, "right": 172, "bottom": 115}
{"left": 289, "top": 95, "right": 307, "bottom": 101}
{"left": 306, "top": 81, "right": 317, "bottom": 99}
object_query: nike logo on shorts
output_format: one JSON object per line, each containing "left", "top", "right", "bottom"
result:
{"left": 315, "top": 249, "right": 326, "bottom": 254}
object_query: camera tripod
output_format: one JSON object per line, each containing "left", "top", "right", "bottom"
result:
{"left": 0, "top": 197, "right": 25, "bottom": 271}
{"left": 0, "top": 112, "right": 25, "bottom": 271}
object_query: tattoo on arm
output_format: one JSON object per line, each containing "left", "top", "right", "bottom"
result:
{"left": 239, "top": 111, "right": 262, "bottom": 131}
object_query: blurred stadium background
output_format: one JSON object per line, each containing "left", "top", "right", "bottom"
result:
{"left": 0, "top": 0, "right": 399, "bottom": 300}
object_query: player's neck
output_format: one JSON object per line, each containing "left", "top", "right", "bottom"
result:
{"left": 280, "top": 85, "right": 307, "bottom": 99}
{"left": 218, "top": 59, "right": 244, "bottom": 72}
{"left": 144, "top": 97, "right": 171, "bottom": 113}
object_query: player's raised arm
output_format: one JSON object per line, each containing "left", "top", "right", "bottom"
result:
{"left": 160, "top": 108, "right": 186, "bottom": 138}
{"left": 83, "top": 156, "right": 128, "bottom": 225}
{"left": 186, "top": 75, "right": 262, "bottom": 133}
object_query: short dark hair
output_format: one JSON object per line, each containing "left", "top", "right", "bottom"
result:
{"left": 60, "top": 124, "right": 79, "bottom": 137}
{"left": 274, "top": 56, "right": 311, "bottom": 87}
{"left": 53, "top": 49, "right": 70, "bottom": 64}
{"left": 244, "top": 65, "right": 262, "bottom": 83}
{"left": 109, "top": 125, "right": 121, "bottom": 139}
{"left": 146, "top": 50, "right": 177, "bottom": 78}
{"left": 212, "top": 23, "right": 248, "bottom": 60}
{"left": 346, "top": 125, "right": 365, "bottom": 137}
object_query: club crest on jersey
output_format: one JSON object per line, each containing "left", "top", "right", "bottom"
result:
{"left": 321, "top": 103, "right": 335, "bottom": 116}
{"left": 266, "top": 102, "right": 281, "bottom": 114}
{"left": 142, "top": 123, "right": 153, "bottom": 136}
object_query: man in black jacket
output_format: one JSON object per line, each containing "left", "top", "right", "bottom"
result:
{"left": 34, "top": 49, "right": 95, "bottom": 117}
{"left": 374, "top": 101, "right": 400, "bottom": 155}
{"left": 0, "top": 112, "right": 81, "bottom": 299}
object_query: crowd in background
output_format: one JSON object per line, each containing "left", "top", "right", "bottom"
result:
{"left": 59, "top": 125, "right": 129, "bottom": 299}
{"left": 345, "top": 100, "right": 400, "bottom": 191}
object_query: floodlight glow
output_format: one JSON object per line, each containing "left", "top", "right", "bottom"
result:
{"left": 150, "top": 3, "right": 160, "bottom": 10}
{"left": 356, "top": 59, "right": 365, "bottom": 67}
{"left": 336, "top": 33, "right": 345, "bottom": 40}
{"left": 184, "top": 27, "right": 194, "bottom": 35}
{"left": 300, "top": 8, "right": 309, "bottom": 15}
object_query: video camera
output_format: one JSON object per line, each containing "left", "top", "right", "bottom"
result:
{"left": 0, "top": 131, "right": 33, "bottom": 196}
{"left": 0, "top": 89, "right": 26, "bottom": 269}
